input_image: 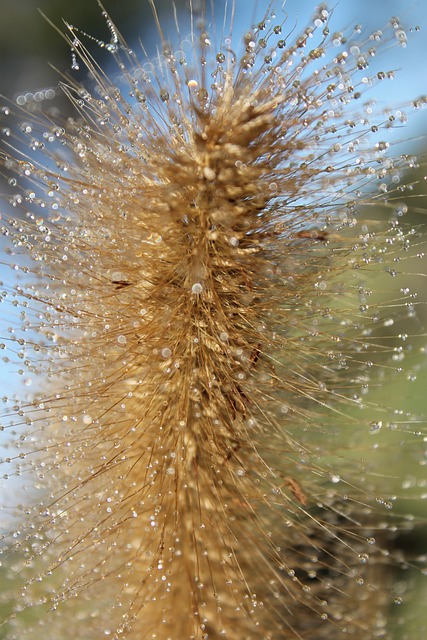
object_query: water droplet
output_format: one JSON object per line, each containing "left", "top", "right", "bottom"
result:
{"left": 191, "top": 283, "right": 203, "bottom": 294}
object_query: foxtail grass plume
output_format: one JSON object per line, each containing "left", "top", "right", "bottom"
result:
{"left": 0, "top": 1, "right": 426, "bottom": 639}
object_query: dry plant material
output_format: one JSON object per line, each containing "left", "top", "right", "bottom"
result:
{"left": 0, "top": 2, "right": 426, "bottom": 639}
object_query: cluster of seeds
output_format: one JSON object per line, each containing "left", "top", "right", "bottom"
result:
{"left": 0, "top": 3, "right": 426, "bottom": 639}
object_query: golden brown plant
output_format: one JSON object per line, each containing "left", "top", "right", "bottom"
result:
{"left": 0, "top": 2, "right": 426, "bottom": 639}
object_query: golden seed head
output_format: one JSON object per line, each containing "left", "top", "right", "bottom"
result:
{"left": 0, "top": 3, "right": 426, "bottom": 639}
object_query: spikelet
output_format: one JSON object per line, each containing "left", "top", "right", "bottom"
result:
{"left": 0, "top": 2, "right": 426, "bottom": 639}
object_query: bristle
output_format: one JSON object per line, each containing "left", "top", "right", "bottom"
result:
{"left": 0, "top": 2, "right": 426, "bottom": 639}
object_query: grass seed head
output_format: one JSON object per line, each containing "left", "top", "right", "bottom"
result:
{"left": 0, "top": 2, "right": 426, "bottom": 639}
